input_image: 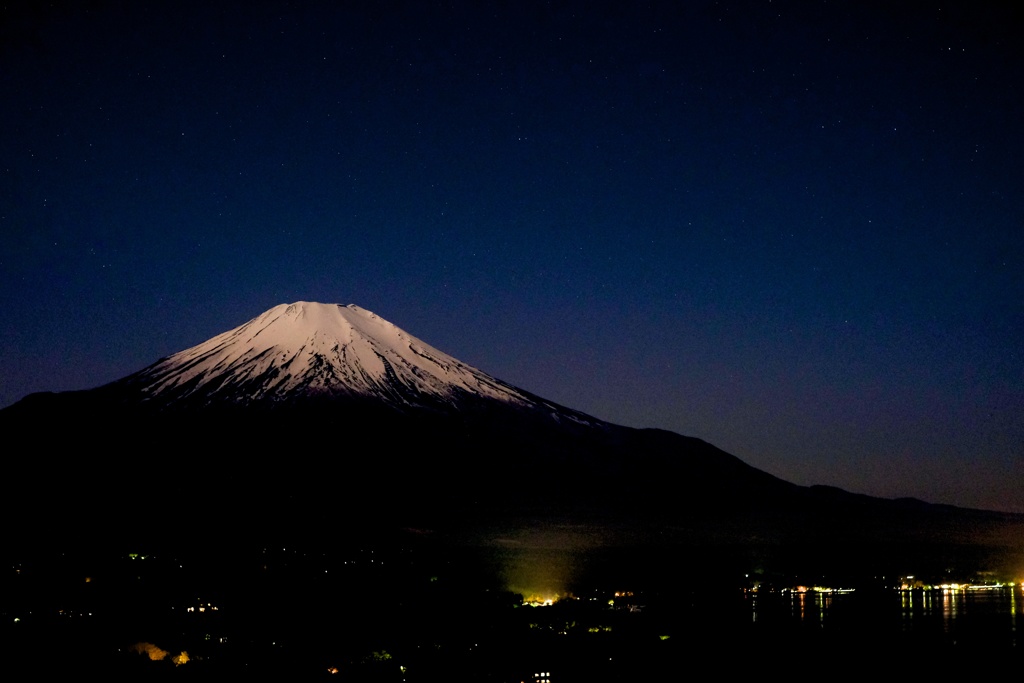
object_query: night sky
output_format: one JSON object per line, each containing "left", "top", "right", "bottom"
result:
{"left": 3, "top": 2, "right": 1021, "bottom": 512}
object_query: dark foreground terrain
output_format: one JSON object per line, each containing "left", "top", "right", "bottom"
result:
{"left": 4, "top": 528, "right": 1022, "bottom": 681}
{"left": 5, "top": 389, "right": 1023, "bottom": 679}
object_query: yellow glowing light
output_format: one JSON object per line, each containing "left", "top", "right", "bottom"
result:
{"left": 524, "top": 594, "right": 559, "bottom": 607}
{"left": 131, "top": 642, "right": 169, "bottom": 661}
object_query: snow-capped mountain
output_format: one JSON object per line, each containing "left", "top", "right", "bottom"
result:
{"left": 2, "top": 300, "right": 1018, "bottom": 573}
{"left": 120, "top": 302, "right": 598, "bottom": 424}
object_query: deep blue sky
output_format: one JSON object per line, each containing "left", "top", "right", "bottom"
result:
{"left": 3, "top": 1, "right": 1022, "bottom": 511}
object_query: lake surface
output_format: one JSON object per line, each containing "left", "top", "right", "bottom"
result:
{"left": 743, "top": 585, "right": 1020, "bottom": 645}
{"left": 690, "top": 585, "right": 1022, "bottom": 674}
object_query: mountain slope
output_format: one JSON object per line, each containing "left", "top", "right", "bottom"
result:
{"left": 3, "top": 302, "right": 1021, "bottom": 577}
{"left": 0, "top": 301, "right": 787, "bottom": 527}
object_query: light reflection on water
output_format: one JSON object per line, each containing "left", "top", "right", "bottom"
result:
{"left": 747, "top": 585, "right": 1021, "bottom": 648}
{"left": 901, "top": 586, "right": 1021, "bottom": 641}
{"left": 749, "top": 590, "right": 836, "bottom": 627}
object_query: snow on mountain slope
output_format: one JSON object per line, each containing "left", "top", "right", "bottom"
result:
{"left": 126, "top": 302, "right": 594, "bottom": 422}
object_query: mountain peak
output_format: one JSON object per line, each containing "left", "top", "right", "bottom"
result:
{"left": 120, "top": 302, "right": 585, "bottom": 419}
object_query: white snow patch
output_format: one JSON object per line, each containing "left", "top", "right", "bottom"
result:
{"left": 133, "top": 302, "right": 538, "bottom": 408}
